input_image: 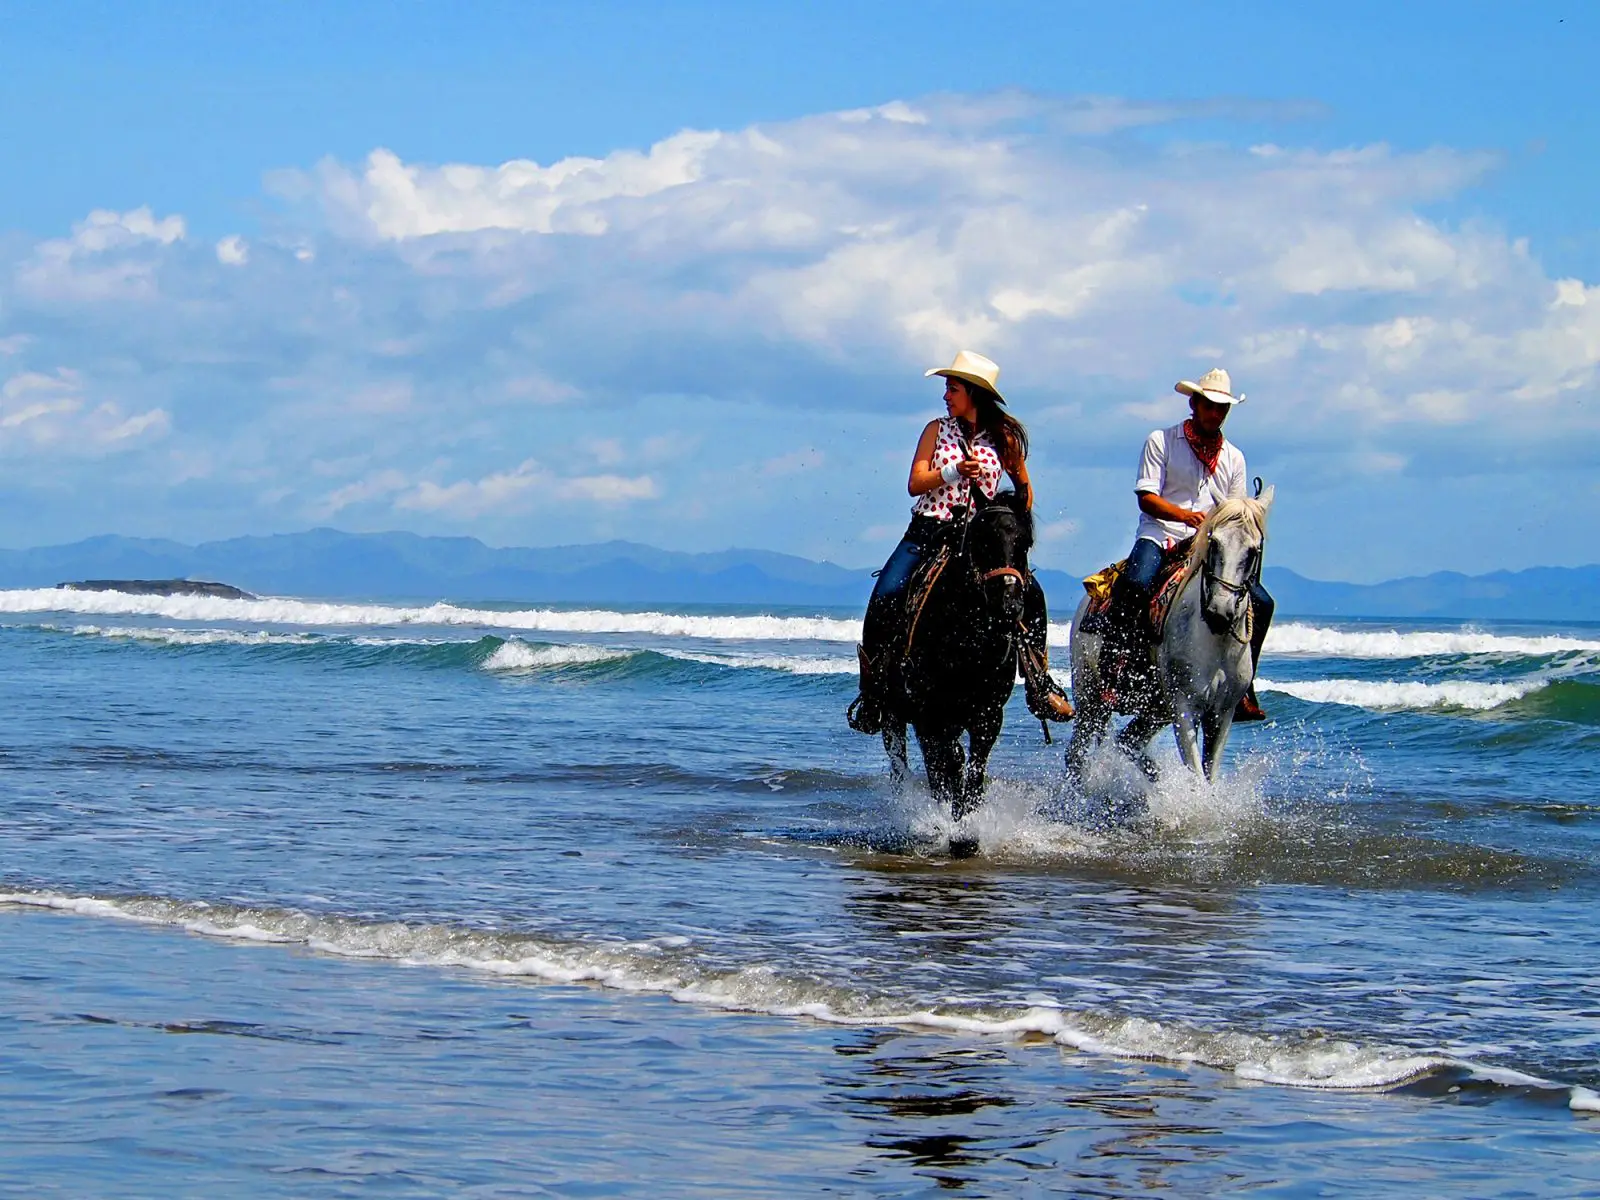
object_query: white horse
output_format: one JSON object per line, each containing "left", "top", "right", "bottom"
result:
{"left": 1066, "top": 491, "right": 1273, "bottom": 791}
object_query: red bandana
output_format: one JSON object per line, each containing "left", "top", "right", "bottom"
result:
{"left": 1183, "top": 419, "right": 1224, "bottom": 475}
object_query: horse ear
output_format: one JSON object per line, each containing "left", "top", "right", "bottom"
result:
{"left": 1257, "top": 483, "right": 1275, "bottom": 512}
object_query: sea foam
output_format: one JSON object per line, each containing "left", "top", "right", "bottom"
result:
{"left": 0, "top": 887, "right": 1504, "bottom": 1097}
{"left": 1257, "top": 676, "right": 1545, "bottom": 712}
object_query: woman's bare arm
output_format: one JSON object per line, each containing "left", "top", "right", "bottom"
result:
{"left": 907, "top": 420, "right": 982, "bottom": 495}
{"left": 1007, "top": 455, "right": 1033, "bottom": 511}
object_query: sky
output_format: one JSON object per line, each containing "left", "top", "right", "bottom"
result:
{"left": 0, "top": 0, "right": 1595, "bottom": 582}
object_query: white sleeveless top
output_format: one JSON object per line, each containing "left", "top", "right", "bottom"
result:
{"left": 912, "top": 417, "right": 1004, "bottom": 521}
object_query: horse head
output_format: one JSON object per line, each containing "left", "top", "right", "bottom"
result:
{"left": 1194, "top": 496, "right": 1269, "bottom": 639}
{"left": 967, "top": 489, "right": 1032, "bottom": 626}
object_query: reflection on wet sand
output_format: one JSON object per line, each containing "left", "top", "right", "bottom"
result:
{"left": 823, "top": 1027, "right": 1233, "bottom": 1193}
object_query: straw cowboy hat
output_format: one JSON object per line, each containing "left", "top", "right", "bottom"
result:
{"left": 1175, "top": 367, "right": 1244, "bottom": 405}
{"left": 926, "top": 350, "right": 1006, "bottom": 404}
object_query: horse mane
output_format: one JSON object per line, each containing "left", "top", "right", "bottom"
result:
{"left": 981, "top": 489, "right": 1034, "bottom": 553}
{"left": 1177, "top": 494, "right": 1271, "bottom": 589}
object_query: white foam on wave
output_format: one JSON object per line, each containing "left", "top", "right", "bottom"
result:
{"left": 1257, "top": 677, "right": 1544, "bottom": 712}
{"left": 663, "top": 650, "right": 858, "bottom": 676}
{"left": 1267, "top": 622, "right": 1600, "bottom": 661}
{"left": 0, "top": 588, "right": 862, "bottom": 643}
{"left": 0, "top": 887, "right": 1491, "bottom": 1096}
{"left": 482, "top": 642, "right": 635, "bottom": 671}
{"left": 50, "top": 623, "right": 320, "bottom": 648}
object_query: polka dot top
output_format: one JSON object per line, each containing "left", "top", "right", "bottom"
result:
{"left": 912, "top": 417, "right": 1004, "bottom": 520}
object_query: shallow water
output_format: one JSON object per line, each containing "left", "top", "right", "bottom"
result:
{"left": 1, "top": 591, "right": 1597, "bottom": 1195}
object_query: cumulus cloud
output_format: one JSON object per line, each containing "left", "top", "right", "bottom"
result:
{"left": 394, "top": 459, "right": 658, "bottom": 517}
{"left": 16, "top": 206, "right": 187, "bottom": 303}
{"left": 0, "top": 91, "right": 1596, "bottom": 571}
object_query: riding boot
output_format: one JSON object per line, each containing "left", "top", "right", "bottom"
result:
{"left": 847, "top": 594, "right": 898, "bottom": 734}
{"left": 1232, "top": 590, "right": 1273, "bottom": 723}
{"left": 1020, "top": 641, "right": 1075, "bottom": 721}
{"left": 1020, "top": 578, "right": 1073, "bottom": 721}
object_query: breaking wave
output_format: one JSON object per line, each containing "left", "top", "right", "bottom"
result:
{"left": 0, "top": 588, "right": 864, "bottom": 643}
{"left": 1257, "top": 677, "right": 1548, "bottom": 712}
{"left": 9, "top": 886, "right": 1583, "bottom": 1105}
{"left": 1265, "top": 623, "right": 1600, "bottom": 661}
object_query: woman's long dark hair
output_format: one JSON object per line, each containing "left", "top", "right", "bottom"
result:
{"left": 959, "top": 383, "right": 1029, "bottom": 472}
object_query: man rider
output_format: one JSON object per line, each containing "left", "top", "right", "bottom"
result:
{"left": 1100, "top": 367, "right": 1272, "bottom": 720}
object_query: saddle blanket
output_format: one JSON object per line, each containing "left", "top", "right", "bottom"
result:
{"left": 1081, "top": 541, "right": 1192, "bottom": 640}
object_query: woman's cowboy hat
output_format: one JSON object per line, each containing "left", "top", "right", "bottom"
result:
{"left": 926, "top": 350, "right": 1006, "bottom": 404}
{"left": 1175, "top": 367, "right": 1244, "bottom": 405}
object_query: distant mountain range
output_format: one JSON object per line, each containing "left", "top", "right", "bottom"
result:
{"left": 0, "top": 529, "right": 1593, "bottom": 621}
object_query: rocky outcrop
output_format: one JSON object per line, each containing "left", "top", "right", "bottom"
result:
{"left": 58, "top": 579, "right": 256, "bottom": 600}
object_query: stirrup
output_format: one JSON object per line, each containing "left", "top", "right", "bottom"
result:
{"left": 847, "top": 643, "right": 885, "bottom": 734}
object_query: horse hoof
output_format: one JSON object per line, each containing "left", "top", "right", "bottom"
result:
{"left": 948, "top": 835, "right": 980, "bottom": 859}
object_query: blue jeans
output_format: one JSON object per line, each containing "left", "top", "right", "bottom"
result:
{"left": 870, "top": 517, "right": 949, "bottom": 607}
{"left": 1123, "top": 537, "right": 1167, "bottom": 597}
{"left": 871, "top": 536, "right": 926, "bottom": 606}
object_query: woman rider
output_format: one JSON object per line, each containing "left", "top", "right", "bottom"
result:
{"left": 848, "top": 351, "right": 1074, "bottom": 734}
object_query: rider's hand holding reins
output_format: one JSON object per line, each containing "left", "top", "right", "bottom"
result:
{"left": 1137, "top": 490, "right": 1207, "bottom": 531}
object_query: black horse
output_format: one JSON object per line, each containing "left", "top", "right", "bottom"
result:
{"left": 879, "top": 489, "right": 1034, "bottom": 857}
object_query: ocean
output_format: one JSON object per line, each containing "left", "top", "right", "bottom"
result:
{"left": 0, "top": 586, "right": 1596, "bottom": 1196}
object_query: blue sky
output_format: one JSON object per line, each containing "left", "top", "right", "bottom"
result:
{"left": 0, "top": 0, "right": 1595, "bottom": 581}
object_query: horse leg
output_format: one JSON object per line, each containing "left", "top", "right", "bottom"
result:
{"left": 1201, "top": 709, "right": 1235, "bottom": 784}
{"left": 1114, "top": 707, "right": 1165, "bottom": 783}
{"left": 1172, "top": 704, "right": 1205, "bottom": 777}
{"left": 955, "top": 716, "right": 1002, "bottom": 822}
{"left": 914, "top": 723, "right": 965, "bottom": 812}
{"left": 882, "top": 720, "right": 910, "bottom": 793}
{"left": 1064, "top": 699, "right": 1108, "bottom": 785}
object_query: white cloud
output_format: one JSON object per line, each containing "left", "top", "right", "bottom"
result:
{"left": 216, "top": 235, "right": 249, "bottom": 266}
{"left": 396, "top": 459, "right": 658, "bottom": 516}
{"left": 2, "top": 91, "right": 1598, "bottom": 570}
{"left": 1037, "top": 517, "right": 1082, "bottom": 543}
{"left": 293, "top": 133, "right": 721, "bottom": 239}
{"left": 0, "top": 367, "right": 168, "bottom": 452}
{"left": 15, "top": 206, "right": 187, "bottom": 302}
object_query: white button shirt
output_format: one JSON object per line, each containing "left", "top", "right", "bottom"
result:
{"left": 1134, "top": 422, "right": 1248, "bottom": 547}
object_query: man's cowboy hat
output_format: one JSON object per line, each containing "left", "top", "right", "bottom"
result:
{"left": 1175, "top": 367, "right": 1244, "bottom": 405}
{"left": 926, "top": 350, "right": 1006, "bottom": 404}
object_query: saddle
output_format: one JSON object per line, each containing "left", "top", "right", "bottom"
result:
{"left": 897, "top": 543, "right": 954, "bottom": 662}
{"left": 1080, "top": 539, "right": 1193, "bottom": 642}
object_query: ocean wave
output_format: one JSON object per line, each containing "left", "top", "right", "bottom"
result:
{"left": 483, "top": 642, "right": 637, "bottom": 670}
{"left": 1257, "top": 677, "right": 1545, "bottom": 712}
{"left": 0, "top": 588, "right": 865, "bottom": 643}
{"left": 48, "top": 623, "right": 322, "bottom": 648}
{"left": 482, "top": 641, "right": 859, "bottom": 677}
{"left": 663, "top": 650, "right": 858, "bottom": 676}
{"left": 27, "top": 621, "right": 864, "bottom": 680}
{"left": 1266, "top": 623, "right": 1600, "bottom": 661}
{"left": 6, "top": 887, "right": 1561, "bottom": 1101}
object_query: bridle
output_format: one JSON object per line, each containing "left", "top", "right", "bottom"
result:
{"left": 961, "top": 502, "right": 1031, "bottom": 658}
{"left": 1199, "top": 539, "right": 1256, "bottom": 644}
{"left": 980, "top": 565, "right": 1026, "bottom": 585}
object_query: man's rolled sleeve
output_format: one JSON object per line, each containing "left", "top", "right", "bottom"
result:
{"left": 1225, "top": 453, "right": 1248, "bottom": 499}
{"left": 1134, "top": 430, "right": 1166, "bottom": 495}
